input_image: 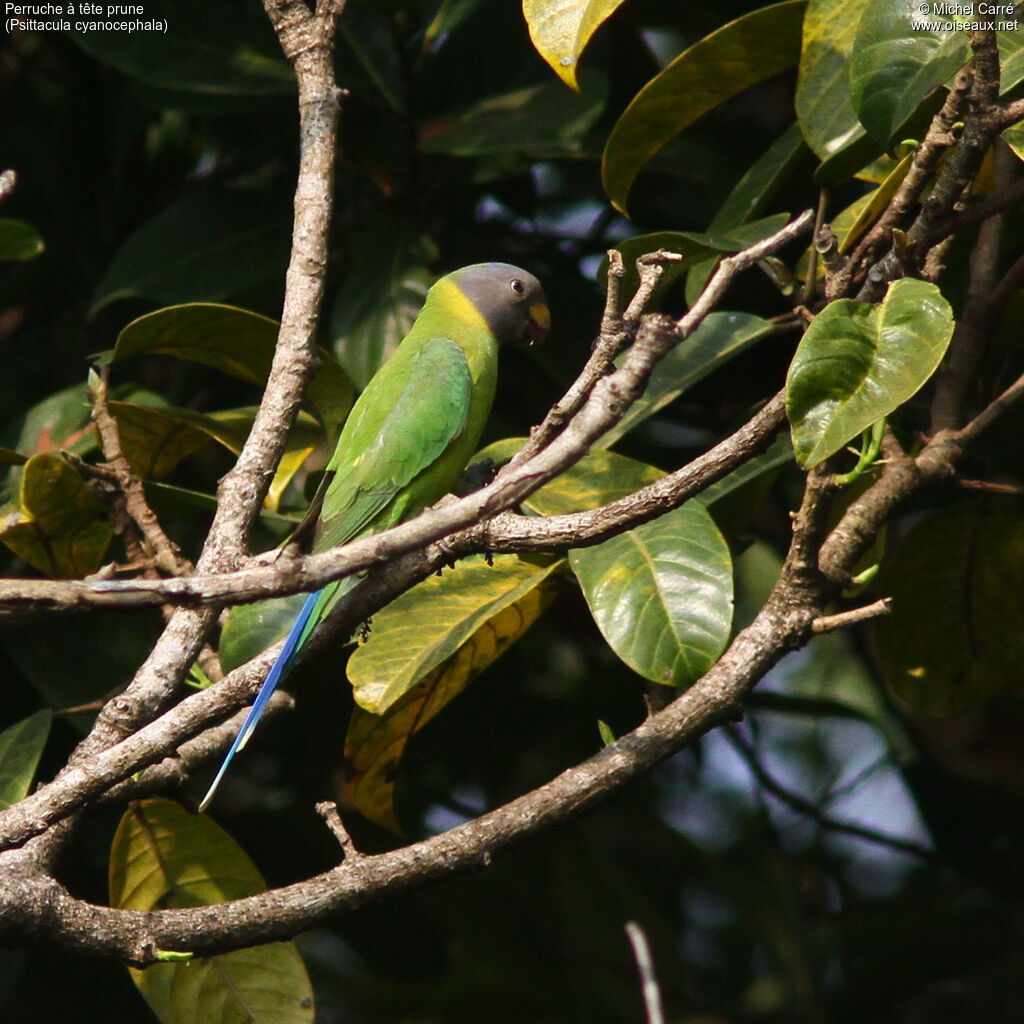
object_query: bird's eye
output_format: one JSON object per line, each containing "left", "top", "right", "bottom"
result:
{"left": 509, "top": 278, "right": 525, "bottom": 295}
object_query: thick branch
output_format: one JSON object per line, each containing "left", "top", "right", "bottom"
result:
{"left": 0, "top": 525, "right": 823, "bottom": 963}
{"left": 62, "top": 0, "right": 346, "bottom": 767}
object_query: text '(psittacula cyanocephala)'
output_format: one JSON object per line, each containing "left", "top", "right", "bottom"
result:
{"left": 199, "top": 263, "right": 549, "bottom": 810}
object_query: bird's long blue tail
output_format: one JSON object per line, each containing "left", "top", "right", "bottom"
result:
{"left": 198, "top": 588, "right": 323, "bottom": 812}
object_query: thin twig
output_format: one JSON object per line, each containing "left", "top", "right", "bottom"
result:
{"left": 811, "top": 598, "right": 892, "bottom": 634}
{"left": 625, "top": 921, "right": 665, "bottom": 1024}
{"left": 724, "top": 726, "right": 935, "bottom": 860}
{"left": 316, "top": 801, "right": 362, "bottom": 861}
{"left": 88, "top": 367, "right": 190, "bottom": 577}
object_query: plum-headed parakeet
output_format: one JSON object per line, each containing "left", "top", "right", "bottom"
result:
{"left": 199, "top": 263, "right": 549, "bottom": 810}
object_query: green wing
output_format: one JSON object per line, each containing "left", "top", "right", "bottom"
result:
{"left": 315, "top": 336, "right": 473, "bottom": 551}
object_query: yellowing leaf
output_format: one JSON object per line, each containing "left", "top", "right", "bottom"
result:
{"left": 107, "top": 401, "right": 323, "bottom": 492}
{"left": 105, "top": 302, "right": 354, "bottom": 440}
{"left": 349, "top": 554, "right": 564, "bottom": 713}
{"left": 110, "top": 799, "right": 314, "bottom": 1024}
{"left": 476, "top": 440, "right": 665, "bottom": 514}
{"left": 0, "top": 453, "right": 113, "bottom": 577}
{"left": 345, "top": 559, "right": 560, "bottom": 829}
{"left": 523, "top": 0, "right": 626, "bottom": 90}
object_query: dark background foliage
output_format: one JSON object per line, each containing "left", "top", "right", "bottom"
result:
{"left": 3, "top": 1, "right": 1024, "bottom": 1021}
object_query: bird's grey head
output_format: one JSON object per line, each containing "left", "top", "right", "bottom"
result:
{"left": 452, "top": 263, "right": 550, "bottom": 346}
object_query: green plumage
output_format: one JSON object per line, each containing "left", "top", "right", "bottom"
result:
{"left": 199, "top": 262, "right": 549, "bottom": 810}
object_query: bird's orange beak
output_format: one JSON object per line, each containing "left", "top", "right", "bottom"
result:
{"left": 525, "top": 302, "right": 550, "bottom": 346}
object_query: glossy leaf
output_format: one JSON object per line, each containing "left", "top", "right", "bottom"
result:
{"left": 685, "top": 124, "right": 808, "bottom": 303}
{"left": 710, "top": 122, "right": 809, "bottom": 231}
{"left": 850, "top": 6, "right": 964, "bottom": 148}
{"left": 345, "top": 556, "right": 562, "bottom": 827}
{"left": 106, "top": 402, "right": 213, "bottom": 479}
{"left": 107, "top": 303, "right": 354, "bottom": 437}
{"left": 90, "top": 189, "right": 292, "bottom": 313}
{"left": 0, "top": 454, "right": 113, "bottom": 577}
{"left": 420, "top": 72, "right": 606, "bottom": 158}
{"left": 0, "top": 710, "right": 52, "bottom": 810}
{"left": 571, "top": 502, "right": 733, "bottom": 686}
{"left": 219, "top": 593, "right": 307, "bottom": 675}
{"left": 349, "top": 555, "right": 564, "bottom": 714}
{"left": 0, "top": 218, "right": 44, "bottom": 262}
{"left": 700, "top": 434, "right": 794, "bottom": 542}
{"left": 523, "top": 0, "right": 626, "bottom": 90}
{"left": 786, "top": 278, "right": 954, "bottom": 466}
{"left": 473, "top": 443, "right": 732, "bottom": 684}
{"left": 602, "top": 1, "right": 806, "bottom": 213}
{"left": 475, "top": 440, "right": 664, "bottom": 515}
{"left": 600, "top": 312, "right": 777, "bottom": 448}
{"left": 796, "top": 0, "right": 871, "bottom": 162}
{"left": 1000, "top": 27, "right": 1024, "bottom": 90}
{"left": 836, "top": 150, "right": 914, "bottom": 253}
{"left": 877, "top": 503, "right": 1024, "bottom": 716}
{"left": 602, "top": 213, "right": 791, "bottom": 308}
{"left": 109, "top": 799, "right": 313, "bottom": 1024}
{"left": 108, "top": 401, "right": 322, "bottom": 486}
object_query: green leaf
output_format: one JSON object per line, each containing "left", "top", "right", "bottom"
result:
{"left": 475, "top": 440, "right": 665, "bottom": 514}
{"left": 0, "top": 218, "right": 44, "bottom": 262}
{"left": 710, "top": 122, "right": 809, "bottom": 232}
{"left": 0, "top": 454, "right": 113, "bottom": 577}
{"left": 701, "top": 434, "right": 794, "bottom": 542}
{"left": 345, "top": 556, "right": 561, "bottom": 828}
{"left": 420, "top": 72, "right": 606, "bottom": 157}
{"left": 109, "top": 799, "right": 314, "bottom": 1024}
{"left": 0, "top": 611, "right": 162, "bottom": 724}
{"left": 796, "top": 0, "right": 872, "bottom": 162}
{"left": 90, "top": 189, "right": 292, "bottom": 313}
{"left": 998, "top": 26, "right": 1024, "bottom": 95}
{"left": 108, "top": 401, "right": 322, "bottom": 484}
{"left": 105, "top": 402, "right": 213, "bottom": 480}
{"left": 685, "top": 123, "right": 808, "bottom": 303}
{"left": 602, "top": 214, "right": 791, "bottom": 308}
{"left": 424, "top": 0, "right": 489, "bottom": 51}
{"left": 69, "top": 0, "right": 294, "bottom": 99}
{"left": 786, "top": 278, "right": 954, "bottom": 466}
{"left": 107, "top": 303, "right": 354, "bottom": 438}
{"left": 570, "top": 502, "right": 733, "bottom": 686}
{"left": 601, "top": 1, "right": 806, "bottom": 213}
{"left": 4, "top": 383, "right": 94, "bottom": 459}
{"left": 219, "top": 593, "right": 307, "bottom": 675}
{"left": 850, "top": 6, "right": 965, "bottom": 148}
{"left": 835, "top": 150, "right": 914, "bottom": 253}
{"left": 328, "top": 223, "right": 437, "bottom": 389}
{"left": 475, "top": 444, "right": 734, "bottom": 686}
{"left": 349, "top": 554, "right": 564, "bottom": 714}
{"left": 523, "top": 0, "right": 627, "bottom": 90}
{"left": 876, "top": 502, "right": 1024, "bottom": 716}
{"left": 600, "top": 312, "right": 777, "bottom": 448}
{"left": 813, "top": 134, "right": 892, "bottom": 188}
{"left": 0, "top": 710, "right": 52, "bottom": 810}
